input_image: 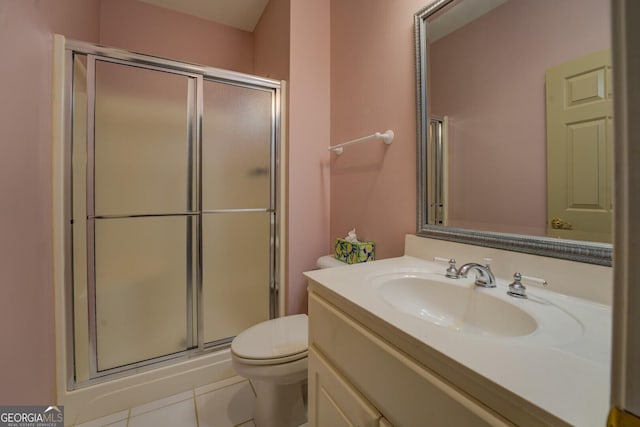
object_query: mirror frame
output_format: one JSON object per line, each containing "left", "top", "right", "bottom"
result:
{"left": 414, "top": 0, "right": 612, "bottom": 266}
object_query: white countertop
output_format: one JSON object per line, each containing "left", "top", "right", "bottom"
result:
{"left": 304, "top": 256, "right": 612, "bottom": 427}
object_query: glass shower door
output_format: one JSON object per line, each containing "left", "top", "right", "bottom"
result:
{"left": 89, "top": 58, "right": 197, "bottom": 372}
{"left": 201, "top": 80, "right": 274, "bottom": 344}
{"left": 68, "top": 43, "right": 281, "bottom": 384}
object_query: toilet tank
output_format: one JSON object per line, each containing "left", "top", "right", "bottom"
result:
{"left": 316, "top": 255, "right": 347, "bottom": 269}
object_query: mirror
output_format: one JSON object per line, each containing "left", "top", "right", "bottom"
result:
{"left": 415, "top": 0, "right": 612, "bottom": 265}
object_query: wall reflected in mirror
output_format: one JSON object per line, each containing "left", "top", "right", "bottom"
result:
{"left": 424, "top": 0, "right": 612, "bottom": 244}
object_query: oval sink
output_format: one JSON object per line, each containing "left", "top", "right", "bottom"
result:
{"left": 375, "top": 275, "right": 538, "bottom": 337}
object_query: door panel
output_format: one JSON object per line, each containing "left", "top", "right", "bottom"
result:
{"left": 93, "top": 59, "right": 196, "bottom": 216}
{"left": 546, "top": 49, "right": 613, "bottom": 243}
{"left": 566, "top": 120, "right": 606, "bottom": 208}
{"left": 202, "top": 80, "right": 273, "bottom": 211}
{"left": 94, "top": 216, "right": 192, "bottom": 371}
{"left": 202, "top": 212, "right": 271, "bottom": 344}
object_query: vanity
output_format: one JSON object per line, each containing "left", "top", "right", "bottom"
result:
{"left": 304, "top": 236, "right": 611, "bottom": 427}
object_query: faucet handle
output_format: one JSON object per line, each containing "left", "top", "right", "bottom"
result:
{"left": 507, "top": 272, "right": 528, "bottom": 299}
{"left": 445, "top": 259, "right": 459, "bottom": 279}
{"left": 483, "top": 257, "right": 493, "bottom": 269}
{"left": 520, "top": 274, "right": 548, "bottom": 288}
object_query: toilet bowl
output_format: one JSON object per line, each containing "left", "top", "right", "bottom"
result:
{"left": 231, "top": 314, "right": 308, "bottom": 427}
{"left": 230, "top": 255, "right": 345, "bottom": 427}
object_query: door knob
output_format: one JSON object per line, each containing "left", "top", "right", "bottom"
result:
{"left": 551, "top": 217, "right": 573, "bottom": 230}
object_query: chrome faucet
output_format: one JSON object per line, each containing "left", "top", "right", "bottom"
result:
{"left": 457, "top": 262, "right": 496, "bottom": 288}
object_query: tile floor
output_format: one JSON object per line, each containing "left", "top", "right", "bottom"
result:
{"left": 72, "top": 376, "right": 307, "bottom": 427}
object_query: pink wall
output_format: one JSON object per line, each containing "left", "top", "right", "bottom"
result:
{"left": 99, "top": 0, "right": 254, "bottom": 74}
{"left": 431, "top": 0, "right": 610, "bottom": 235}
{"left": 0, "top": 0, "right": 100, "bottom": 405}
{"left": 254, "top": 0, "right": 290, "bottom": 80}
{"left": 330, "top": 0, "right": 423, "bottom": 260}
{"left": 287, "top": 0, "right": 330, "bottom": 314}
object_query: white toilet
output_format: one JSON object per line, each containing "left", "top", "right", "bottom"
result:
{"left": 231, "top": 255, "right": 345, "bottom": 427}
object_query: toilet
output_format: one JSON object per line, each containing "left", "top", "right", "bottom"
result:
{"left": 231, "top": 255, "right": 345, "bottom": 427}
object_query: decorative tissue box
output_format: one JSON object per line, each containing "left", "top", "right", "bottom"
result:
{"left": 334, "top": 238, "right": 375, "bottom": 264}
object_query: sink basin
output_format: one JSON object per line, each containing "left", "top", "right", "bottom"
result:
{"left": 374, "top": 274, "right": 538, "bottom": 337}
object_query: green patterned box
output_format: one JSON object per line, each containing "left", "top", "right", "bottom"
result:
{"left": 334, "top": 238, "right": 375, "bottom": 264}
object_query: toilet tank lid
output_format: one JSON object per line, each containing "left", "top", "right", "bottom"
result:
{"left": 231, "top": 314, "right": 308, "bottom": 360}
{"left": 317, "top": 255, "right": 347, "bottom": 269}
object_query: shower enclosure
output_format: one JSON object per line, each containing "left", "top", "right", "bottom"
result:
{"left": 64, "top": 40, "right": 281, "bottom": 385}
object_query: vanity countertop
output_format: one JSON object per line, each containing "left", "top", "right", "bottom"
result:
{"left": 304, "top": 256, "right": 611, "bottom": 427}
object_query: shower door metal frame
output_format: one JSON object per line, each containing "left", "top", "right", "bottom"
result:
{"left": 428, "top": 116, "right": 445, "bottom": 225}
{"left": 64, "top": 39, "right": 282, "bottom": 386}
{"left": 85, "top": 53, "right": 201, "bottom": 378}
{"left": 198, "top": 78, "right": 280, "bottom": 351}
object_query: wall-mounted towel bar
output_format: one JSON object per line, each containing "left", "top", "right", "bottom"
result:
{"left": 328, "top": 129, "right": 394, "bottom": 155}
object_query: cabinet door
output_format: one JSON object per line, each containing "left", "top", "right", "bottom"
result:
{"left": 308, "top": 346, "right": 381, "bottom": 427}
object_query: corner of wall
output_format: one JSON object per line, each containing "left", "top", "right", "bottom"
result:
{"left": 286, "top": 0, "right": 331, "bottom": 314}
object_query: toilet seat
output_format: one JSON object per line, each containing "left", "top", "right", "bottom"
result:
{"left": 231, "top": 314, "right": 308, "bottom": 366}
{"left": 232, "top": 350, "right": 307, "bottom": 366}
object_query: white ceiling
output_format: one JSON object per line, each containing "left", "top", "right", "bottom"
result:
{"left": 427, "top": 0, "right": 508, "bottom": 42}
{"left": 137, "top": 0, "right": 269, "bottom": 32}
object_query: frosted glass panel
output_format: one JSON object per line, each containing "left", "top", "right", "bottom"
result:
{"left": 203, "top": 213, "right": 271, "bottom": 343}
{"left": 203, "top": 81, "right": 272, "bottom": 210}
{"left": 94, "top": 217, "right": 192, "bottom": 371}
{"left": 94, "top": 60, "right": 194, "bottom": 215}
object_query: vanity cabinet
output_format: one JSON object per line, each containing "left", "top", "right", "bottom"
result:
{"left": 308, "top": 347, "right": 382, "bottom": 427}
{"left": 308, "top": 290, "right": 513, "bottom": 427}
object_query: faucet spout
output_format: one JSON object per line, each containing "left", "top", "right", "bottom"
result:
{"left": 457, "top": 262, "right": 496, "bottom": 288}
